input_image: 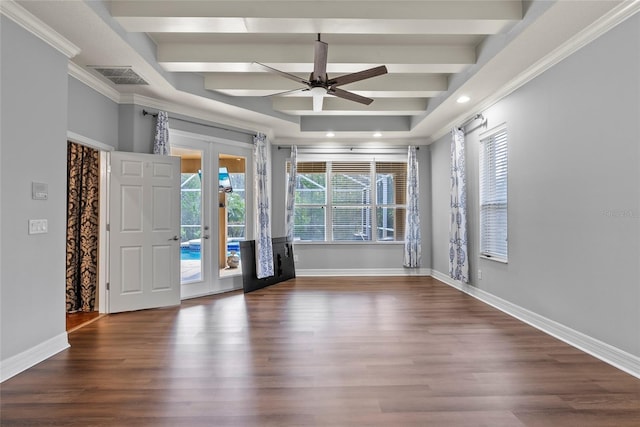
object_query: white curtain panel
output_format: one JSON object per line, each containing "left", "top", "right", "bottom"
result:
{"left": 449, "top": 128, "right": 469, "bottom": 283}
{"left": 153, "top": 111, "right": 170, "bottom": 155}
{"left": 253, "top": 133, "right": 274, "bottom": 279}
{"left": 285, "top": 145, "right": 297, "bottom": 242}
{"left": 403, "top": 146, "right": 421, "bottom": 267}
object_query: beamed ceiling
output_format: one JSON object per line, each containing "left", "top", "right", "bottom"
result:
{"left": 10, "top": 0, "right": 637, "bottom": 145}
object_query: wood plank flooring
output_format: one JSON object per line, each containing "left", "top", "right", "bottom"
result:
{"left": 2, "top": 277, "right": 639, "bottom": 426}
{"left": 66, "top": 311, "right": 102, "bottom": 332}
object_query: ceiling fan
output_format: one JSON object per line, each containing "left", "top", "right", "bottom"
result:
{"left": 254, "top": 34, "right": 388, "bottom": 112}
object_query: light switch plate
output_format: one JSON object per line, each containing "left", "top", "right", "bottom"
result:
{"left": 32, "top": 182, "right": 48, "bottom": 200}
{"left": 29, "top": 219, "right": 48, "bottom": 234}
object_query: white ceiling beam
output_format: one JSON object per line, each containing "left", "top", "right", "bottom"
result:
{"left": 219, "top": 89, "right": 442, "bottom": 98}
{"left": 162, "top": 62, "right": 467, "bottom": 74}
{"left": 272, "top": 97, "right": 427, "bottom": 115}
{"left": 158, "top": 43, "right": 474, "bottom": 64}
{"left": 115, "top": 17, "right": 516, "bottom": 35}
{"left": 111, "top": 1, "right": 522, "bottom": 21}
{"left": 159, "top": 43, "right": 474, "bottom": 73}
{"left": 113, "top": 0, "right": 521, "bottom": 35}
{"left": 205, "top": 73, "right": 447, "bottom": 98}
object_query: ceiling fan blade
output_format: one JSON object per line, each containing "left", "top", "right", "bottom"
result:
{"left": 253, "top": 62, "right": 310, "bottom": 86}
{"left": 327, "top": 87, "right": 374, "bottom": 105}
{"left": 313, "top": 35, "right": 328, "bottom": 82}
{"left": 327, "top": 65, "right": 388, "bottom": 87}
{"left": 265, "top": 88, "right": 308, "bottom": 97}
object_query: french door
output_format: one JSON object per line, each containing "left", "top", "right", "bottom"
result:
{"left": 171, "top": 130, "right": 253, "bottom": 298}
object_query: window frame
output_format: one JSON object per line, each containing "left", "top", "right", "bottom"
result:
{"left": 479, "top": 124, "right": 508, "bottom": 263}
{"left": 289, "top": 157, "right": 407, "bottom": 244}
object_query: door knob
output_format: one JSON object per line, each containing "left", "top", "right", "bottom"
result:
{"left": 202, "top": 235, "right": 210, "bottom": 239}
{"left": 169, "top": 235, "right": 179, "bottom": 241}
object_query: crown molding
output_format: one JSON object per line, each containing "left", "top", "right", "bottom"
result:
{"left": 432, "top": 0, "right": 640, "bottom": 142}
{"left": 0, "top": 0, "right": 80, "bottom": 59}
{"left": 68, "top": 62, "right": 121, "bottom": 103}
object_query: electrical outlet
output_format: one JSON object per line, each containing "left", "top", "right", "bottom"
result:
{"left": 29, "top": 219, "right": 48, "bottom": 234}
{"left": 294, "top": 254, "right": 299, "bottom": 262}
{"left": 478, "top": 269, "right": 483, "bottom": 280}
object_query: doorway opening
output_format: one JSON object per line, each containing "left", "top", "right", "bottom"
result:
{"left": 65, "top": 141, "right": 100, "bottom": 331}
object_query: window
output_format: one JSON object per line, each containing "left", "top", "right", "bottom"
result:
{"left": 376, "top": 162, "right": 406, "bottom": 241}
{"left": 479, "top": 126, "right": 508, "bottom": 261}
{"left": 331, "top": 162, "right": 372, "bottom": 240}
{"left": 289, "top": 160, "right": 407, "bottom": 242}
{"left": 291, "top": 162, "right": 327, "bottom": 241}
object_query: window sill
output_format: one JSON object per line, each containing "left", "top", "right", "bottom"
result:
{"left": 293, "top": 240, "right": 405, "bottom": 245}
{"left": 480, "top": 254, "right": 508, "bottom": 264}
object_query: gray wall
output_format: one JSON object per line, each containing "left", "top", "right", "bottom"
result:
{"left": 1, "top": 17, "right": 70, "bottom": 360}
{"left": 118, "top": 104, "right": 154, "bottom": 153}
{"left": 431, "top": 14, "right": 640, "bottom": 356}
{"left": 68, "top": 76, "right": 119, "bottom": 149}
{"left": 119, "top": 104, "right": 253, "bottom": 154}
{"left": 272, "top": 145, "right": 432, "bottom": 271}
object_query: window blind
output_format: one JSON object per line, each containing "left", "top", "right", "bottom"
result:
{"left": 375, "top": 162, "right": 407, "bottom": 240}
{"left": 479, "top": 128, "right": 508, "bottom": 260}
{"left": 289, "top": 161, "right": 327, "bottom": 241}
{"left": 291, "top": 159, "right": 407, "bottom": 242}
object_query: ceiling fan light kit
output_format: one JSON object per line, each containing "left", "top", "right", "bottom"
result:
{"left": 310, "top": 87, "right": 325, "bottom": 112}
{"left": 255, "top": 34, "right": 387, "bottom": 112}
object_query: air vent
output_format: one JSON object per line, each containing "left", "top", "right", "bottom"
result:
{"left": 89, "top": 66, "right": 148, "bottom": 85}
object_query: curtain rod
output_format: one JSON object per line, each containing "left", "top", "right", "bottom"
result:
{"left": 142, "top": 109, "right": 256, "bottom": 137}
{"left": 458, "top": 114, "right": 485, "bottom": 130}
{"left": 277, "top": 146, "right": 419, "bottom": 151}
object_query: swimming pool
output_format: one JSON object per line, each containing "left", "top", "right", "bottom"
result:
{"left": 181, "top": 248, "right": 201, "bottom": 261}
{"left": 180, "top": 243, "right": 241, "bottom": 261}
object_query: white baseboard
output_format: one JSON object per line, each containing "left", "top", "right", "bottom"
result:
{"left": 1, "top": 332, "right": 70, "bottom": 383}
{"left": 430, "top": 270, "right": 640, "bottom": 379}
{"left": 297, "top": 268, "right": 432, "bottom": 277}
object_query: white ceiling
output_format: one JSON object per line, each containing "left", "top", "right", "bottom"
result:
{"left": 11, "top": 0, "right": 636, "bottom": 145}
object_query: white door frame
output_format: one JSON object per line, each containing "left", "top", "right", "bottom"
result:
{"left": 170, "top": 129, "right": 254, "bottom": 299}
{"left": 67, "top": 131, "right": 113, "bottom": 314}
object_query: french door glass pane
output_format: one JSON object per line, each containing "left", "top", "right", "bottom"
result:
{"left": 177, "top": 151, "right": 203, "bottom": 284}
{"left": 220, "top": 154, "right": 246, "bottom": 274}
{"left": 227, "top": 173, "right": 245, "bottom": 239}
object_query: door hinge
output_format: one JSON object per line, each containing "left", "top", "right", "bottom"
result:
{"left": 106, "top": 223, "right": 110, "bottom": 232}
{"left": 106, "top": 282, "right": 110, "bottom": 291}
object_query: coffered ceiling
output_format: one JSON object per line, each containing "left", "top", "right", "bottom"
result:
{"left": 10, "top": 0, "right": 636, "bottom": 145}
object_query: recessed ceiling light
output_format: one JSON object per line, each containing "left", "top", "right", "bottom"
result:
{"left": 326, "top": 131, "right": 335, "bottom": 137}
{"left": 373, "top": 132, "right": 382, "bottom": 138}
{"left": 457, "top": 95, "right": 471, "bottom": 104}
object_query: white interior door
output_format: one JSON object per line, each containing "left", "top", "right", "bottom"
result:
{"left": 108, "top": 152, "right": 181, "bottom": 313}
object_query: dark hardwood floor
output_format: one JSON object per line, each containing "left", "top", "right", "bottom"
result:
{"left": 2, "top": 277, "right": 639, "bottom": 426}
{"left": 66, "top": 311, "right": 102, "bottom": 332}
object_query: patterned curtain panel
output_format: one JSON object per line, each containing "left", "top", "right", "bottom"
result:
{"left": 66, "top": 142, "right": 100, "bottom": 312}
{"left": 254, "top": 133, "right": 274, "bottom": 278}
{"left": 403, "top": 146, "right": 421, "bottom": 267}
{"left": 449, "top": 128, "right": 469, "bottom": 283}
{"left": 153, "top": 111, "right": 170, "bottom": 155}
{"left": 285, "top": 145, "right": 298, "bottom": 242}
